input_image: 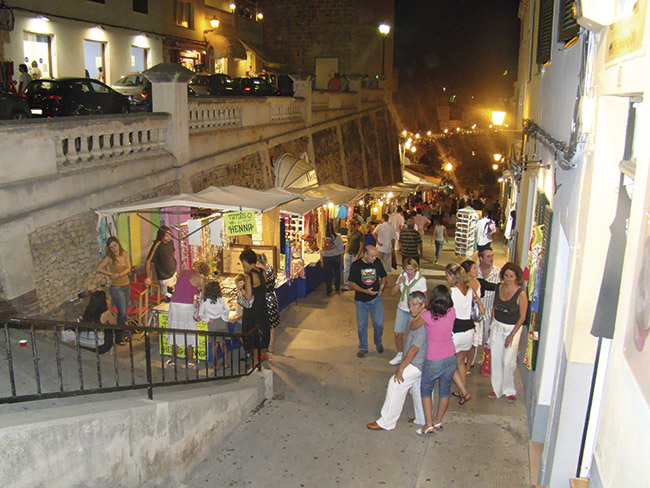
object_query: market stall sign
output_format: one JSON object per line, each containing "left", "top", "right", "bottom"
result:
{"left": 224, "top": 210, "right": 257, "bottom": 236}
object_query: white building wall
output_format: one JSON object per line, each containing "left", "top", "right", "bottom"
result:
{"left": 6, "top": 11, "right": 162, "bottom": 84}
{"left": 515, "top": 0, "right": 650, "bottom": 486}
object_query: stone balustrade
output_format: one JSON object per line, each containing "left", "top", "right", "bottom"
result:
{"left": 0, "top": 113, "right": 170, "bottom": 186}
{"left": 188, "top": 96, "right": 305, "bottom": 132}
{"left": 54, "top": 113, "right": 170, "bottom": 170}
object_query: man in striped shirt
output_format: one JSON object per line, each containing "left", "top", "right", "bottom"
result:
{"left": 398, "top": 218, "right": 422, "bottom": 265}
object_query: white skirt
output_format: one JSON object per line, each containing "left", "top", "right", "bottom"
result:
{"left": 167, "top": 302, "right": 198, "bottom": 347}
{"left": 453, "top": 329, "right": 474, "bottom": 352}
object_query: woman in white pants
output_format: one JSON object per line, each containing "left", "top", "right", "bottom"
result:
{"left": 488, "top": 262, "right": 528, "bottom": 403}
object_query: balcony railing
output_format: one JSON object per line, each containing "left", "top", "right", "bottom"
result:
{"left": 0, "top": 317, "right": 264, "bottom": 404}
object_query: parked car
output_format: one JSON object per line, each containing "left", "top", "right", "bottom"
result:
{"left": 0, "top": 91, "right": 31, "bottom": 119}
{"left": 24, "top": 78, "right": 130, "bottom": 117}
{"left": 232, "top": 77, "right": 281, "bottom": 96}
{"left": 258, "top": 73, "right": 294, "bottom": 97}
{"left": 111, "top": 72, "right": 149, "bottom": 109}
{"left": 189, "top": 73, "right": 236, "bottom": 96}
{"left": 188, "top": 74, "right": 212, "bottom": 96}
{"left": 208, "top": 73, "right": 236, "bottom": 96}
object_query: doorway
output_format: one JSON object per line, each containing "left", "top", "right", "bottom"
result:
{"left": 84, "top": 39, "right": 106, "bottom": 82}
{"left": 23, "top": 32, "right": 52, "bottom": 78}
{"left": 131, "top": 46, "right": 148, "bottom": 72}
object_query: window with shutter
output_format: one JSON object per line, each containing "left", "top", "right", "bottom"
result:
{"left": 559, "top": 0, "right": 580, "bottom": 45}
{"left": 536, "top": 0, "right": 554, "bottom": 65}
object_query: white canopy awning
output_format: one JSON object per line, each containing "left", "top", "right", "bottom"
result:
{"left": 293, "top": 183, "right": 366, "bottom": 206}
{"left": 96, "top": 186, "right": 301, "bottom": 216}
{"left": 95, "top": 193, "right": 228, "bottom": 216}
{"left": 403, "top": 168, "right": 441, "bottom": 187}
{"left": 368, "top": 183, "right": 418, "bottom": 197}
{"left": 274, "top": 153, "right": 318, "bottom": 189}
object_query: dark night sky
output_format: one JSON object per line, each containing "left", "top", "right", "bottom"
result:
{"left": 394, "top": 0, "right": 521, "bottom": 103}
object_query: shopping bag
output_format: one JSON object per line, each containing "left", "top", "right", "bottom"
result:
{"left": 480, "top": 346, "right": 491, "bottom": 377}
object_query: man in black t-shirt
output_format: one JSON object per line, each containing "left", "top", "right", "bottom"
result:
{"left": 349, "top": 245, "right": 387, "bottom": 358}
{"left": 145, "top": 226, "right": 178, "bottom": 297}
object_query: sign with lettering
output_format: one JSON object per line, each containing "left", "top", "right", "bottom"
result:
{"left": 224, "top": 211, "right": 257, "bottom": 236}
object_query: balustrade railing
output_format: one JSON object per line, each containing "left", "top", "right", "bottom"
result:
{"left": 53, "top": 113, "right": 170, "bottom": 169}
{"left": 188, "top": 99, "right": 243, "bottom": 131}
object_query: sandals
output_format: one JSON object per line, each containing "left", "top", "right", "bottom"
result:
{"left": 452, "top": 391, "right": 463, "bottom": 399}
{"left": 416, "top": 425, "right": 436, "bottom": 435}
{"left": 459, "top": 393, "right": 471, "bottom": 405}
{"left": 433, "top": 422, "right": 443, "bottom": 430}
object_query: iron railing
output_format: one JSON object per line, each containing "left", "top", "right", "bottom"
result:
{"left": 0, "top": 317, "right": 263, "bottom": 404}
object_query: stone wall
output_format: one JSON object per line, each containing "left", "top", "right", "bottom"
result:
{"left": 360, "top": 113, "right": 381, "bottom": 185}
{"left": 27, "top": 181, "right": 179, "bottom": 316}
{"left": 312, "top": 127, "right": 342, "bottom": 184}
{"left": 341, "top": 120, "right": 367, "bottom": 188}
{"left": 190, "top": 153, "right": 266, "bottom": 193}
{"left": 258, "top": 0, "right": 394, "bottom": 78}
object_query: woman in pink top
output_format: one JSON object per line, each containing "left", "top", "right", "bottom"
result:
{"left": 410, "top": 285, "right": 459, "bottom": 434}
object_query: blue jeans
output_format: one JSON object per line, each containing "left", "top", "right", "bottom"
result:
{"left": 323, "top": 255, "right": 341, "bottom": 294}
{"left": 110, "top": 285, "right": 130, "bottom": 325}
{"left": 435, "top": 240, "right": 443, "bottom": 259}
{"left": 110, "top": 285, "right": 130, "bottom": 343}
{"left": 420, "top": 354, "right": 456, "bottom": 398}
{"left": 355, "top": 296, "right": 384, "bottom": 351}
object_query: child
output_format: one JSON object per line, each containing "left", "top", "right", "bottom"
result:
{"left": 198, "top": 280, "right": 231, "bottom": 369}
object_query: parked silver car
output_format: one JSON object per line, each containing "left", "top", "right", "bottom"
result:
{"left": 111, "top": 72, "right": 148, "bottom": 108}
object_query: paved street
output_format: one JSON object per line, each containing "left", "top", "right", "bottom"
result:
{"left": 184, "top": 234, "right": 530, "bottom": 488}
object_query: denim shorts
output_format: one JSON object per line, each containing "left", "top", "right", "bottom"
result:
{"left": 420, "top": 354, "right": 456, "bottom": 398}
{"left": 393, "top": 307, "right": 412, "bottom": 334}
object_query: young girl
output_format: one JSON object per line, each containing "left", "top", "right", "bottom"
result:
{"left": 409, "top": 285, "right": 458, "bottom": 434}
{"left": 199, "top": 280, "right": 231, "bottom": 369}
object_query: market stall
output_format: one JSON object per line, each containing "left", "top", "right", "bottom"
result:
{"left": 95, "top": 186, "right": 301, "bottom": 360}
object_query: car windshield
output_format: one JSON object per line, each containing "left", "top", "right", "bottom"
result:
{"left": 24, "top": 80, "right": 59, "bottom": 95}
{"left": 115, "top": 75, "right": 142, "bottom": 86}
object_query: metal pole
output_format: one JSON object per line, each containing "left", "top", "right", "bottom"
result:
{"left": 381, "top": 36, "right": 386, "bottom": 75}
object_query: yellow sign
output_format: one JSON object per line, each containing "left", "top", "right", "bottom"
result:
{"left": 224, "top": 210, "right": 257, "bottom": 236}
{"left": 607, "top": 0, "right": 647, "bottom": 62}
{"left": 158, "top": 312, "right": 208, "bottom": 361}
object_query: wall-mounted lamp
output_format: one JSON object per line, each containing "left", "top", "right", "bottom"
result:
{"left": 204, "top": 16, "right": 220, "bottom": 33}
{"left": 38, "top": 15, "right": 50, "bottom": 22}
{"left": 256, "top": 12, "right": 264, "bottom": 20}
{"left": 230, "top": 2, "right": 236, "bottom": 11}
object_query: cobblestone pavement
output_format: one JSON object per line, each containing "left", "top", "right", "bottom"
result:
{"left": 184, "top": 232, "right": 530, "bottom": 488}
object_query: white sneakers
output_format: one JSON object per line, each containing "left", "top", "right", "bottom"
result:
{"left": 389, "top": 352, "right": 403, "bottom": 365}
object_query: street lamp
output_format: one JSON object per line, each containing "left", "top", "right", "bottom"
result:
{"left": 378, "top": 23, "right": 391, "bottom": 75}
{"left": 492, "top": 163, "right": 499, "bottom": 170}
{"left": 445, "top": 162, "right": 453, "bottom": 171}
{"left": 494, "top": 153, "right": 502, "bottom": 162}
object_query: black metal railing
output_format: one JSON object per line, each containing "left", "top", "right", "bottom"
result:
{"left": 0, "top": 317, "right": 263, "bottom": 404}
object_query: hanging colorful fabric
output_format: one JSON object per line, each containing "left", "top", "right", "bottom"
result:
{"left": 347, "top": 204, "right": 354, "bottom": 219}
{"left": 338, "top": 206, "right": 347, "bottom": 219}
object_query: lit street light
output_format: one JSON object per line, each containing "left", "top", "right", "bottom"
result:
{"left": 445, "top": 162, "right": 453, "bottom": 171}
{"left": 492, "top": 111, "right": 506, "bottom": 126}
{"left": 494, "top": 153, "right": 502, "bottom": 162}
{"left": 378, "top": 23, "right": 391, "bottom": 75}
{"left": 492, "top": 163, "right": 499, "bottom": 170}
